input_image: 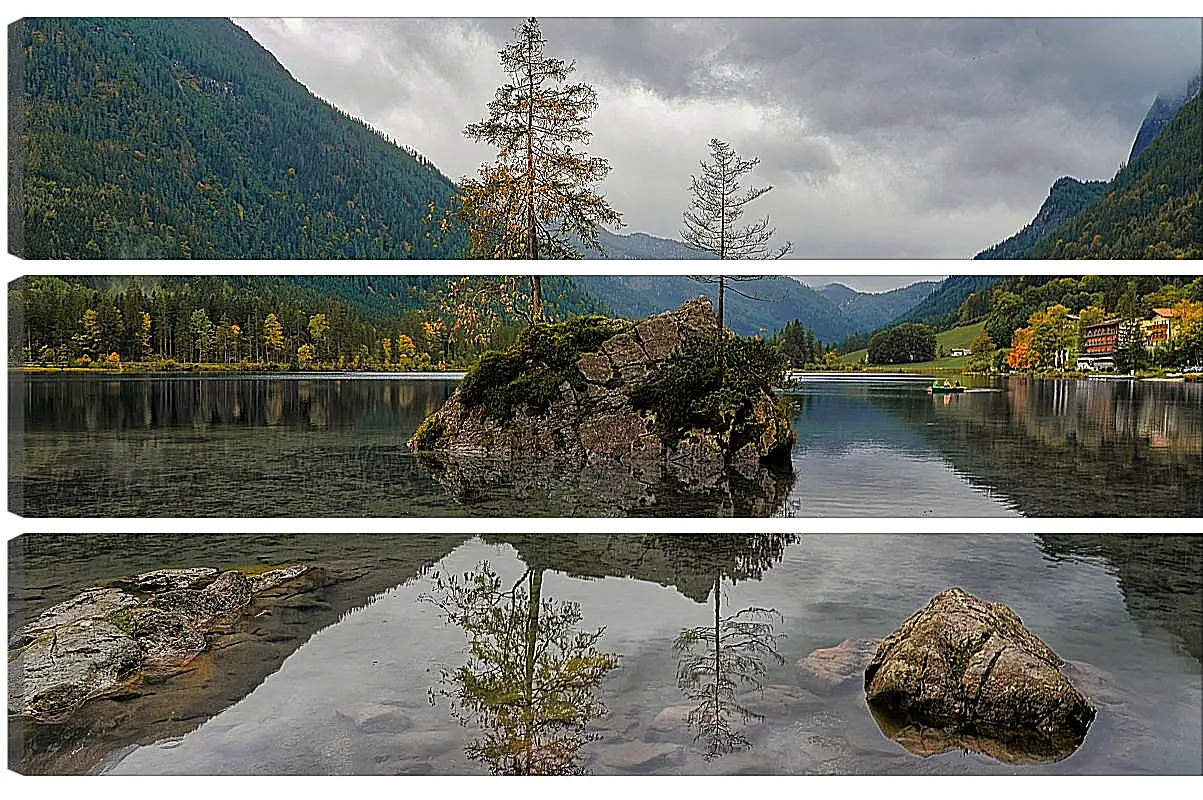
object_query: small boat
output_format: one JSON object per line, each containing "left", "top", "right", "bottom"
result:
{"left": 928, "top": 384, "right": 966, "bottom": 394}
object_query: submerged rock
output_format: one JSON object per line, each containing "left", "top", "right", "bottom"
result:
{"left": 596, "top": 741, "right": 686, "bottom": 771}
{"left": 796, "top": 638, "right": 880, "bottom": 694}
{"left": 863, "top": 587, "right": 1095, "bottom": 763}
{"left": 8, "top": 565, "right": 316, "bottom": 721}
{"left": 410, "top": 298, "right": 796, "bottom": 486}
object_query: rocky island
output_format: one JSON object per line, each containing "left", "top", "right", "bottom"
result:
{"left": 408, "top": 298, "right": 796, "bottom": 513}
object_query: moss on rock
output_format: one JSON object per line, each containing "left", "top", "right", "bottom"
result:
{"left": 457, "top": 315, "right": 633, "bottom": 421}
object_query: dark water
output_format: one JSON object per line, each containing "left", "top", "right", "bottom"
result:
{"left": 8, "top": 533, "right": 1201, "bottom": 775}
{"left": 9, "top": 373, "right": 1203, "bottom": 516}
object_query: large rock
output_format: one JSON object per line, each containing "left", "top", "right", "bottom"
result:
{"left": 410, "top": 298, "right": 795, "bottom": 506}
{"left": 863, "top": 588, "right": 1095, "bottom": 761}
{"left": 8, "top": 620, "right": 143, "bottom": 720}
{"left": 8, "top": 564, "right": 315, "bottom": 722}
{"left": 17, "top": 587, "right": 141, "bottom": 640}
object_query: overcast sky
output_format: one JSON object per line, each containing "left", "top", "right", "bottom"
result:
{"left": 234, "top": 17, "right": 1200, "bottom": 268}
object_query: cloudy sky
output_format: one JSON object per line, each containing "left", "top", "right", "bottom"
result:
{"left": 233, "top": 16, "right": 1200, "bottom": 265}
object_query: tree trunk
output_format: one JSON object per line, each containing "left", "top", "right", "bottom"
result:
{"left": 531, "top": 276, "right": 543, "bottom": 323}
{"left": 523, "top": 568, "right": 544, "bottom": 774}
{"left": 525, "top": 32, "right": 538, "bottom": 263}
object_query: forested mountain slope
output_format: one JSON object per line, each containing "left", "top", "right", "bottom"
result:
{"left": 817, "top": 281, "right": 938, "bottom": 332}
{"left": 889, "top": 276, "right": 1001, "bottom": 331}
{"left": 974, "top": 177, "right": 1109, "bottom": 259}
{"left": 11, "top": 17, "right": 463, "bottom": 259}
{"left": 573, "top": 275, "right": 860, "bottom": 342}
{"left": 1030, "top": 94, "right": 1201, "bottom": 259}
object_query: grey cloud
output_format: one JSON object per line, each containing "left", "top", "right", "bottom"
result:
{"left": 236, "top": 17, "right": 1201, "bottom": 258}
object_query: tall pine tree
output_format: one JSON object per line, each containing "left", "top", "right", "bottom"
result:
{"left": 457, "top": 18, "right": 622, "bottom": 321}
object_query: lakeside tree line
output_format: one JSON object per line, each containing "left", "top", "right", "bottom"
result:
{"left": 7, "top": 275, "right": 605, "bottom": 370}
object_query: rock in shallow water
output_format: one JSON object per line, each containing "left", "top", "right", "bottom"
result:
{"left": 9, "top": 564, "right": 320, "bottom": 722}
{"left": 8, "top": 620, "right": 143, "bottom": 718}
{"left": 864, "top": 587, "right": 1095, "bottom": 763}
{"left": 596, "top": 741, "right": 686, "bottom": 771}
{"left": 796, "top": 638, "right": 879, "bottom": 693}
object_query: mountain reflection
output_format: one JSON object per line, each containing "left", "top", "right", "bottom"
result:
{"left": 422, "top": 562, "right": 621, "bottom": 775}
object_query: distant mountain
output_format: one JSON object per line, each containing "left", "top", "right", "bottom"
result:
{"left": 11, "top": 17, "right": 462, "bottom": 259}
{"left": 1128, "top": 73, "right": 1201, "bottom": 163}
{"left": 586, "top": 230, "right": 714, "bottom": 259}
{"left": 815, "top": 283, "right": 859, "bottom": 306}
{"left": 889, "top": 275, "right": 1001, "bottom": 331}
{"left": 974, "top": 177, "right": 1108, "bottom": 259}
{"left": 816, "top": 281, "right": 939, "bottom": 333}
{"left": 572, "top": 275, "right": 857, "bottom": 342}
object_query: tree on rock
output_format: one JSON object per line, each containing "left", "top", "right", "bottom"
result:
{"left": 458, "top": 17, "right": 622, "bottom": 322}
{"left": 682, "top": 138, "right": 792, "bottom": 331}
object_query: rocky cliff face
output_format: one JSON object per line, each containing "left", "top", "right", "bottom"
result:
{"left": 409, "top": 298, "right": 796, "bottom": 497}
{"left": 1128, "top": 73, "right": 1202, "bottom": 163}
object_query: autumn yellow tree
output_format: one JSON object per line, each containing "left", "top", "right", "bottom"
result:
{"left": 263, "top": 313, "right": 285, "bottom": 364}
{"left": 1007, "top": 304, "right": 1077, "bottom": 371}
{"left": 1006, "top": 326, "right": 1036, "bottom": 370}
{"left": 457, "top": 17, "right": 622, "bottom": 321}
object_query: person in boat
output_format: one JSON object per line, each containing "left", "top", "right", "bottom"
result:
{"left": 943, "top": 379, "right": 953, "bottom": 389}
{"left": 954, "top": 380, "right": 962, "bottom": 388}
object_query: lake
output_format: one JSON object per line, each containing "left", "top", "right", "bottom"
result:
{"left": 7, "top": 532, "right": 1201, "bottom": 775}
{"left": 9, "top": 373, "right": 1202, "bottom": 516}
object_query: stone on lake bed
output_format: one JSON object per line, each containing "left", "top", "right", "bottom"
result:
{"left": 649, "top": 704, "right": 694, "bottom": 732}
{"left": 596, "top": 741, "right": 686, "bottom": 771}
{"left": 735, "top": 684, "right": 822, "bottom": 718}
{"left": 391, "top": 729, "right": 461, "bottom": 757}
{"left": 336, "top": 703, "right": 414, "bottom": 734}
{"left": 864, "top": 587, "right": 1096, "bottom": 764}
{"left": 796, "top": 638, "right": 880, "bottom": 693}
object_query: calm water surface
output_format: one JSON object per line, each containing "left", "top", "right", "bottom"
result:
{"left": 9, "top": 373, "right": 1202, "bottom": 516}
{"left": 7, "top": 533, "right": 1201, "bottom": 775}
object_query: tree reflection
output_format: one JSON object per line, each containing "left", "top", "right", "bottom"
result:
{"left": 670, "top": 534, "right": 792, "bottom": 760}
{"left": 422, "top": 562, "right": 621, "bottom": 775}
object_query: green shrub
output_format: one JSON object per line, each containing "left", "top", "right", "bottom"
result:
{"left": 458, "top": 316, "right": 633, "bottom": 421}
{"left": 630, "top": 335, "right": 790, "bottom": 451}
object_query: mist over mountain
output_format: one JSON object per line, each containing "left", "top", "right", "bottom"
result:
{"left": 975, "top": 77, "right": 1201, "bottom": 260}
{"left": 1128, "top": 72, "right": 1201, "bottom": 163}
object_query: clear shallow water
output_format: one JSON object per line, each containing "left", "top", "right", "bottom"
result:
{"left": 8, "top": 533, "right": 1201, "bottom": 775}
{"left": 9, "top": 373, "right": 1203, "bottom": 516}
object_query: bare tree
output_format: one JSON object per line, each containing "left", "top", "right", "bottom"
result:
{"left": 675, "top": 582, "right": 785, "bottom": 760}
{"left": 682, "top": 138, "right": 793, "bottom": 331}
